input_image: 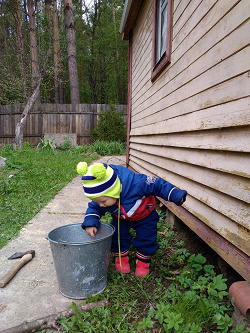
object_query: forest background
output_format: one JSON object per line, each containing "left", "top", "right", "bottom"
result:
{"left": 0, "top": 0, "right": 128, "bottom": 106}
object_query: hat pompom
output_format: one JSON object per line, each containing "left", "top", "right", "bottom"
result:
{"left": 91, "top": 163, "right": 106, "bottom": 179}
{"left": 77, "top": 162, "right": 88, "bottom": 175}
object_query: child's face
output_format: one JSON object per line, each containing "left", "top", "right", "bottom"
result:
{"left": 92, "top": 196, "right": 117, "bottom": 207}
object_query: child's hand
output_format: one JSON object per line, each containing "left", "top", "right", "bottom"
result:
{"left": 85, "top": 227, "right": 97, "bottom": 238}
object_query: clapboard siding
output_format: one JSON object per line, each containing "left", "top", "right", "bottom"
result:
{"left": 123, "top": 0, "right": 250, "bottom": 281}
{"left": 132, "top": 1, "right": 249, "bottom": 122}
{"left": 130, "top": 98, "right": 250, "bottom": 134}
{"left": 132, "top": 47, "right": 249, "bottom": 125}
{"left": 129, "top": 155, "right": 250, "bottom": 257}
{"left": 173, "top": 0, "right": 244, "bottom": 57}
{"left": 132, "top": 3, "right": 153, "bottom": 93}
{"left": 0, "top": 104, "right": 127, "bottom": 146}
{"left": 130, "top": 149, "right": 250, "bottom": 220}
{"left": 132, "top": 73, "right": 249, "bottom": 129}
{"left": 130, "top": 127, "right": 250, "bottom": 152}
{"left": 130, "top": 144, "right": 250, "bottom": 194}
{"left": 172, "top": 0, "right": 248, "bottom": 68}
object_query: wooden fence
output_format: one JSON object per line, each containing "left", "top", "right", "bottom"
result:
{"left": 0, "top": 104, "right": 127, "bottom": 146}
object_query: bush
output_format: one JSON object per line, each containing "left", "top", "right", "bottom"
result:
{"left": 90, "top": 106, "right": 127, "bottom": 143}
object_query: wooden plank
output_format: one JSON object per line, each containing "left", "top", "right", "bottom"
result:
{"left": 35, "top": 113, "right": 39, "bottom": 138}
{"left": 132, "top": 36, "right": 151, "bottom": 91}
{"left": 130, "top": 97, "right": 250, "bottom": 134}
{"left": 132, "top": 19, "right": 152, "bottom": 90}
{"left": 78, "top": 113, "right": 82, "bottom": 144}
{"left": 42, "top": 113, "right": 47, "bottom": 138}
{"left": 129, "top": 159, "right": 250, "bottom": 256}
{"left": 0, "top": 115, "right": 3, "bottom": 137}
{"left": 173, "top": 0, "right": 182, "bottom": 13}
{"left": 55, "top": 105, "right": 59, "bottom": 133}
{"left": 132, "top": 0, "right": 152, "bottom": 61}
{"left": 130, "top": 143, "right": 250, "bottom": 178}
{"left": 173, "top": 0, "right": 193, "bottom": 26}
{"left": 32, "top": 113, "right": 35, "bottom": 141}
{"left": 159, "top": 200, "right": 250, "bottom": 283}
{"left": 173, "top": 0, "right": 209, "bottom": 39}
{"left": 43, "top": 113, "right": 50, "bottom": 134}
{"left": 130, "top": 126, "right": 250, "bottom": 152}
{"left": 129, "top": 153, "right": 250, "bottom": 228}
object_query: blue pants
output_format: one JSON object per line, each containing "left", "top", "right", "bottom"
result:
{"left": 110, "top": 209, "right": 159, "bottom": 256}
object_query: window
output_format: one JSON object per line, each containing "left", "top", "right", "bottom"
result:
{"left": 152, "top": 0, "right": 172, "bottom": 81}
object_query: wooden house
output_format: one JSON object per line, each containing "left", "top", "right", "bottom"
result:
{"left": 119, "top": 0, "right": 250, "bottom": 282}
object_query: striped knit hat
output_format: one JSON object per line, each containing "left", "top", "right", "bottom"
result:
{"left": 77, "top": 162, "right": 121, "bottom": 199}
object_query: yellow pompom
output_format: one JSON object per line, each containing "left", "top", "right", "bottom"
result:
{"left": 91, "top": 163, "right": 106, "bottom": 179}
{"left": 77, "top": 162, "right": 88, "bottom": 175}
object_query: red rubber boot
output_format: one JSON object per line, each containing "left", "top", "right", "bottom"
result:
{"left": 135, "top": 260, "right": 150, "bottom": 277}
{"left": 115, "top": 256, "right": 131, "bottom": 273}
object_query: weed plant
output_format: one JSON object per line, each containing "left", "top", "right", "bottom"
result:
{"left": 58, "top": 214, "right": 248, "bottom": 333}
{"left": 86, "top": 140, "right": 126, "bottom": 156}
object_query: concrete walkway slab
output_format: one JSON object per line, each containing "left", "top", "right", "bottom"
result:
{"left": 0, "top": 156, "right": 126, "bottom": 331}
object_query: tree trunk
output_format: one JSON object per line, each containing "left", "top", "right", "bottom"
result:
{"left": 45, "top": 0, "right": 51, "bottom": 21}
{"left": 111, "top": 0, "right": 121, "bottom": 102}
{"left": 63, "top": 0, "right": 80, "bottom": 104}
{"left": 27, "top": 0, "right": 40, "bottom": 103}
{"left": 13, "top": 80, "right": 42, "bottom": 150}
{"left": 14, "top": 0, "right": 28, "bottom": 99}
{"left": 53, "top": 0, "right": 64, "bottom": 103}
{"left": 89, "top": 0, "right": 99, "bottom": 103}
{"left": 45, "top": 0, "right": 52, "bottom": 41}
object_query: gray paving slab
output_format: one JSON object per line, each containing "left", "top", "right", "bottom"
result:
{"left": 0, "top": 155, "right": 126, "bottom": 331}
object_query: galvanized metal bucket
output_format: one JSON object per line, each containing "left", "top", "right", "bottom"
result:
{"left": 48, "top": 222, "right": 115, "bottom": 299}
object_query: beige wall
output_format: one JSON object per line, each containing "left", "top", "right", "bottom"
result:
{"left": 128, "top": 0, "right": 250, "bottom": 281}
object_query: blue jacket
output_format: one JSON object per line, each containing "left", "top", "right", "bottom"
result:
{"left": 82, "top": 164, "right": 187, "bottom": 229}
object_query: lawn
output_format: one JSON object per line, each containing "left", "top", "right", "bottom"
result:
{"left": 0, "top": 142, "right": 99, "bottom": 248}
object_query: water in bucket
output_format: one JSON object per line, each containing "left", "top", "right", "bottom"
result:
{"left": 48, "top": 222, "right": 115, "bottom": 299}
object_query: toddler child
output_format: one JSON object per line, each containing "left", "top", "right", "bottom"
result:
{"left": 77, "top": 161, "right": 187, "bottom": 277}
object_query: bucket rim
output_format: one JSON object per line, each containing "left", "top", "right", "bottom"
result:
{"left": 47, "top": 222, "right": 115, "bottom": 245}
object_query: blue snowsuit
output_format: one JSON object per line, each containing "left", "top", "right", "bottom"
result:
{"left": 81, "top": 164, "right": 187, "bottom": 257}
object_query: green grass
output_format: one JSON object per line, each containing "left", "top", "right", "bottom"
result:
{"left": 85, "top": 140, "right": 126, "bottom": 156}
{"left": 0, "top": 142, "right": 100, "bottom": 248}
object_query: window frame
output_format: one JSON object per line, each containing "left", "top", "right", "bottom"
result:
{"left": 151, "top": 0, "right": 173, "bottom": 81}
